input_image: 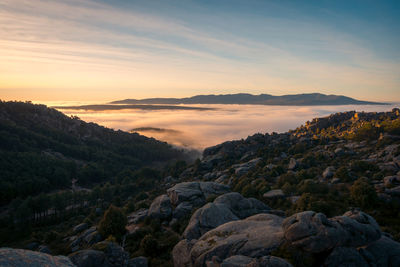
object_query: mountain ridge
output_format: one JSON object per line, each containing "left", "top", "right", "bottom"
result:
{"left": 110, "top": 93, "right": 387, "bottom": 106}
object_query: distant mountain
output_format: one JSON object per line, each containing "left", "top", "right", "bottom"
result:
{"left": 110, "top": 93, "right": 386, "bottom": 106}
{"left": 53, "top": 104, "right": 213, "bottom": 111}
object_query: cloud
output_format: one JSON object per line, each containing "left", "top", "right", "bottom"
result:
{"left": 0, "top": 0, "right": 399, "bottom": 102}
{"left": 56, "top": 103, "right": 398, "bottom": 150}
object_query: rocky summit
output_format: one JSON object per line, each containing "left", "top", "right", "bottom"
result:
{"left": 1, "top": 104, "right": 400, "bottom": 266}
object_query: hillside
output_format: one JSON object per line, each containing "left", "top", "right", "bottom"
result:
{"left": 0, "top": 101, "right": 187, "bottom": 204}
{"left": 1, "top": 106, "right": 400, "bottom": 267}
{"left": 111, "top": 93, "right": 386, "bottom": 106}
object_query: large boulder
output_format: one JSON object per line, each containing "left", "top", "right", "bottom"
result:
{"left": 148, "top": 194, "right": 172, "bottom": 220}
{"left": 0, "top": 248, "right": 75, "bottom": 267}
{"left": 69, "top": 241, "right": 129, "bottom": 267}
{"left": 69, "top": 250, "right": 108, "bottom": 267}
{"left": 213, "top": 192, "right": 271, "bottom": 219}
{"left": 187, "top": 214, "right": 284, "bottom": 266}
{"left": 360, "top": 236, "right": 400, "bottom": 266}
{"left": 282, "top": 209, "right": 381, "bottom": 253}
{"left": 167, "top": 181, "right": 230, "bottom": 207}
{"left": 183, "top": 202, "right": 239, "bottom": 240}
{"left": 183, "top": 192, "right": 271, "bottom": 240}
{"left": 172, "top": 239, "right": 196, "bottom": 267}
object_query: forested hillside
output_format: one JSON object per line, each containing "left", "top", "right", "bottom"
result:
{"left": 0, "top": 101, "right": 186, "bottom": 204}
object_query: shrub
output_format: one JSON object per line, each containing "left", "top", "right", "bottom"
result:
{"left": 350, "top": 178, "right": 378, "bottom": 209}
{"left": 98, "top": 205, "right": 127, "bottom": 242}
{"left": 140, "top": 234, "right": 158, "bottom": 256}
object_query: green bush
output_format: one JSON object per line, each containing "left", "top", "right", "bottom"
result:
{"left": 350, "top": 178, "right": 378, "bottom": 209}
{"left": 98, "top": 205, "right": 127, "bottom": 242}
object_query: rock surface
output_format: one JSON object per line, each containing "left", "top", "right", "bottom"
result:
{"left": 183, "top": 192, "right": 271, "bottom": 240}
{"left": 0, "top": 248, "right": 75, "bottom": 267}
{"left": 282, "top": 209, "right": 381, "bottom": 253}
{"left": 263, "top": 189, "right": 285, "bottom": 199}
{"left": 167, "top": 182, "right": 230, "bottom": 207}
{"left": 148, "top": 194, "right": 172, "bottom": 219}
{"left": 177, "top": 213, "right": 284, "bottom": 267}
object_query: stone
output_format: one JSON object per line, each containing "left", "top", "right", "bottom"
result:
{"left": 148, "top": 194, "right": 172, "bottom": 220}
{"left": 323, "top": 247, "right": 368, "bottom": 267}
{"left": 213, "top": 192, "right": 271, "bottom": 219}
{"left": 0, "top": 248, "right": 75, "bottom": 267}
{"left": 263, "top": 189, "right": 285, "bottom": 199}
{"left": 220, "top": 255, "right": 253, "bottom": 267}
{"left": 73, "top": 223, "right": 89, "bottom": 234}
{"left": 167, "top": 181, "right": 230, "bottom": 207}
{"left": 69, "top": 249, "right": 108, "bottom": 267}
{"left": 322, "top": 166, "right": 335, "bottom": 179}
{"left": 288, "top": 158, "right": 298, "bottom": 170}
{"left": 233, "top": 158, "right": 262, "bottom": 176}
{"left": 38, "top": 245, "right": 51, "bottom": 254}
{"left": 183, "top": 202, "right": 239, "bottom": 240}
{"left": 127, "top": 256, "right": 148, "bottom": 267}
{"left": 172, "top": 239, "right": 196, "bottom": 267}
{"left": 331, "top": 178, "right": 340, "bottom": 184}
{"left": 85, "top": 231, "right": 102, "bottom": 245}
{"left": 383, "top": 175, "right": 400, "bottom": 188}
{"left": 127, "top": 209, "right": 148, "bottom": 225}
{"left": 183, "top": 192, "right": 272, "bottom": 240}
{"left": 247, "top": 256, "right": 293, "bottom": 267}
{"left": 189, "top": 214, "right": 284, "bottom": 266}
{"left": 334, "top": 147, "right": 344, "bottom": 156}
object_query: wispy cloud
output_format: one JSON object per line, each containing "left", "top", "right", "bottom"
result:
{"left": 0, "top": 0, "right": 399, "bottom": 101}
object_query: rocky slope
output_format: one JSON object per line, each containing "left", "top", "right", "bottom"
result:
{"left": 1, "top": 108, "right": 399, "bottom": 266}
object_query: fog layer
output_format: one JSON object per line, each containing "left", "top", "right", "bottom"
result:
{"left": 53, "top": 104, "right": 397, "bottom": 150}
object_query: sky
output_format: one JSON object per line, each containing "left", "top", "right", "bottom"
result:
{"left": 1, "top": 0, "right": 399, "bottom": 102}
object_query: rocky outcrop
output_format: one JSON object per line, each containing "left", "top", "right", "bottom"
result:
{"left": 167, "top": 182, "right": 230, "bottom": 207}
{"left": 233, "top": 158, "right": 262, "bottom": 176}
{"left": 173, "top": 208, "right": 400, "bottom": 267}
{"left": 282, "top": 209, "right": 381, "bottom": 253}
{"left": 183, "top": 192, "right": 272, "bottom": 240}
{"left": 192, "top": 214, "right": 283, "bottom": 266}
{"left": 174, "top": 213, "right": 284, "bottom": 267}
{"left": 0, "top": 248, "right": 75, "bottom": 267}
{"left": 67, "top": 226, "right": 103, "bottom": 252}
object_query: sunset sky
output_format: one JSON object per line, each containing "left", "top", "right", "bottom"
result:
{"left": 1, "top": 0, "right": 399, "bottom": 102}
